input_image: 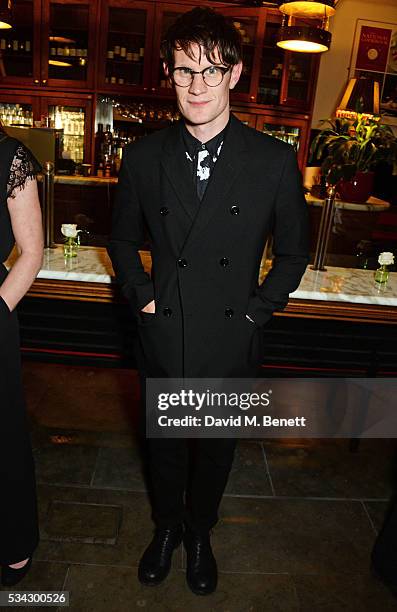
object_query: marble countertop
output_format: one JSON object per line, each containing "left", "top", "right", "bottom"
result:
{"left": 290, "top": 266, "right": 397, "bottom": 306}
{"left": 6, "top": 246, "right": 397, "bottom": 307}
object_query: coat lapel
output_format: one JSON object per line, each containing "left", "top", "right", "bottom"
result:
{"left": 159, "top": 115, "right": 250, "bottom": 256}
{"left": 181, "top": 114, "right": 250, "bottom": 254}
{"left": 161, "top": 121, "right": 199, "bottom": 222}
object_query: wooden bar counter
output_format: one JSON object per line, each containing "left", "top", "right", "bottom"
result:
{"left": 7, "top": 247, "right": 397, "bottom": 374}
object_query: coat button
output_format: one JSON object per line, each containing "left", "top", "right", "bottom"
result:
{"left": 160, "top": 206, "right": 169, "bottom": 216}
{"left": 219, "top": 257, "right": 229, "bottom": 267}
{"left": 224, "top": 307, "right": 234, "bottom": 318}
{"left": 230, "top": 205, "right": 240, "bottom": 215}
{"left": 163, "top": 307, "right": 172, "bottom": 317}
{"left": 177, "top": 258, "right": 187, "bottom": 267}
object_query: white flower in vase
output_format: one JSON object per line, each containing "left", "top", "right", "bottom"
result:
{"left": 378, "top": 252, "right": 395, "bottom": 266}
{"left": 61, "top": 224, "right": 79, "bottom": 238}
{"left": 61, "top": 224, "right": 82, "bottom": 258}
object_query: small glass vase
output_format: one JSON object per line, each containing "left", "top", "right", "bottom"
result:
{"left": 374, "top": 264, "right": 389, "bottom": 286}
{"left": 63, "top": 236, "right": 78, "bottom": 258}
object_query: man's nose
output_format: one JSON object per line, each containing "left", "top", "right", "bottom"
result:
{"left": 188, "top": 72, "right": 207, "bottom": 95}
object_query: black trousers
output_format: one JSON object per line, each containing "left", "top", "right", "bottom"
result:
{"left": 134, "top": 335, "right": 237, "bottom": 533}
{"left": 146, "top": 436, "right": 237, "bottom": 532}
{"left": 0, "top": 281, "right": 39, "bottom": 565}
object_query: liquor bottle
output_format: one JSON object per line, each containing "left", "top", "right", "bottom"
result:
{"left": 97, "top": 161, "right": 104, "bottom": 177}
{"left": 94, "top": 123, "right": 104, "bottom": 174}
{"left": 102, "top": 124, "right": 115, "bottom": 176}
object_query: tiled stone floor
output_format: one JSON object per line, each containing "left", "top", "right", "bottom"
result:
{"left": 1, "top": 361, "right": 397, "bottom": 611}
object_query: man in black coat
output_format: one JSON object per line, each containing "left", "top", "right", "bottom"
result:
{"left": 108, "top": 7, "right": 309, "bottom": 596}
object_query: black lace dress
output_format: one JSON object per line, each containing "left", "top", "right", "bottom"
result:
{"left": 0, "top": 135, "right": 41, "bottom": 565}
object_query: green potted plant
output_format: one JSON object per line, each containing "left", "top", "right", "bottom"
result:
{"left": 309, "top": 114, "right": 397, "bottom": 203}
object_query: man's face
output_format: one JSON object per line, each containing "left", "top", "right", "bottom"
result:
{"left": 164, "top": 44, "right": 242, "bottom": 129}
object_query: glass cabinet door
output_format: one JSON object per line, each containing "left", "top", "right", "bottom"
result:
{"left": 221, "top": 8, "right": 264, "bottom": 104}
{"left": 256, "top": 114, "right": 308, "bottom": 170}
{"left": 258, "top": 13, "right": 284, "bottom": 106}
{"left": 0, "top": 0, "right": 40, "bottom": 87}
{"left": 99, "top": 1, "right": 154, "bottom": 93}
{"left": 281, "top": 52, "right": 316, "bottom": 108}
{"left": 42, "top": 96, "right": 92, "bottom": 165}
{"left": 153, "top": 4, "right": 191, "bottom": 95}
{"left": 0, "top": 93, "right": 38, "bottom": 126}
{"left": 41, "top": 0, "right": 96, "bottom": 89}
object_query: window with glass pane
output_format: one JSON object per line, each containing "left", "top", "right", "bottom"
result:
{"left": 0, "top": 1, "right": 34, "bottom": 78}
{"left": 287, "top": 53, "right": 311, "bottom": 101}
{"left": 261, "top": 123, "right": 300, "bottom": 151}
{"left": 0, "top": 102, "right": 33, "bottom": 126}
{"left": 158, "top": 12, "right": 183, "bottom": 89}
{"left": 105, "top": 9, "right": 146, "bottom": 87}
{"left": 49, "top": 4, "right": 89, "bottom": 81}
{"left": 48, "top": 105, "right": 85, "bottom": 163}
{"left": 258, "top": 19, "right": 284, "bottom": 105}
{"left": 232, "top": 18, "right": 256, "bottom": 95}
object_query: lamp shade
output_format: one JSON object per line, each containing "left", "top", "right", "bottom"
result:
{"left": 0, "top": 0, "right": 12, "bottom": 29}
{"left": 279, "top": 1, "right": 336, "bottom": 18}
{"left": 277, "top": 25, "right": 332, "bottom": 53}
{"left": 336, "top": 77, "right": 380, "bottom": 119}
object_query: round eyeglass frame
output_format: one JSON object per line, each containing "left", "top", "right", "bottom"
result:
{"left": 170, "top": 65, "right": 231, "bottom": 87}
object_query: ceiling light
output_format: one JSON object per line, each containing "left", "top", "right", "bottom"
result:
{"left": 277, "top": 25, "right": 331, "bottom": 53}
{"left": 279, "top": 1, "right": 336, "bottom": 18}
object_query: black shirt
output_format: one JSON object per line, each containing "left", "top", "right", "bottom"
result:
{"left": 182, "top": 118, "right": 230, "bottom": 201}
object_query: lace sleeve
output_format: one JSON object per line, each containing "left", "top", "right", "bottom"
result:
{"left": 6, "top": 143, "right": 42, "bottom": 199}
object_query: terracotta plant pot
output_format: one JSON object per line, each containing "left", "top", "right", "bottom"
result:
{"left": 337, "top": 171, "right": 374, "bottom": 204}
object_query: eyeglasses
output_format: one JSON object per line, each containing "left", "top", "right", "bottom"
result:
{"left": 171, "top": 65, "right": 230, "bottom": 87}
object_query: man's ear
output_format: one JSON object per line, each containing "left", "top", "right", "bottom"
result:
{"left": 229, "top": 61, "right": 243, "bottom": 90}
{"left": 163, "top": 62, "right": 170, "bottom": 80}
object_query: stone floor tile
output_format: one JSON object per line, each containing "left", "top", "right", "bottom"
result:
{"left": 28, "top": 385, "right": 139, "bottom": 432}
{"left": 293, "top": 572, "right": 397, "bottom": 612}
{"left": 30, "top": 427, "right": 106, "bottom": 452}
{"left": 225, "top": 441, "right": 272, "bottom": 496}
{"left": 363, "top": 500, "right": 391, "bottom": 532}
{"left": 92, "top": 446, "right": 147, "bottom": 491}
{"left": 263, "top": 438, "right": 397, "bottom": 498}
{"left": 34, "top": 445, "right": 98, "bottom": 486}
{"left": 64, "top": 564, "right": 299, "bottom": 612}
{"left": 42, "top": 500, "right": 123, "bottom": 545}
{"left": 214, "top": 496, "right": 376, "bottom": 574}
{"left": 35, "top": 485, "right": 182, "bottom": 570}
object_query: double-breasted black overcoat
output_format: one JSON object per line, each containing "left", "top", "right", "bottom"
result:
{"left": 108, "top": 114, "right": 309, "bottom": 378}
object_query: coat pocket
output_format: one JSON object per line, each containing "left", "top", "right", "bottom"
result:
{"left": 138, "top": 310, "right": 157, "bottom": 326}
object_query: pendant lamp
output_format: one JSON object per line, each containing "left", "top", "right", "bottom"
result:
{"left": 277, "top": 0, "right": 337, "bottom": 53}
{"left": 0, "top": 0, "right": 12, "bottom": 29}
{"left": 277, "top": 24, "right": 331, "bottom": 53}
{"left": 278, "top": 1, "right": 336, "bottom": 18}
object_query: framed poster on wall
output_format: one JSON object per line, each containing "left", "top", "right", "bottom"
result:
{"left": 349, "top": 19, "right": 397, "bottom": 125}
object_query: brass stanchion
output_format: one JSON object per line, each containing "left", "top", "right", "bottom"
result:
{"left": 311, "top": 184, "right": 336, "bottom": 271}
{"left": 42, "top": 161, "right": 55, "bottom": 248}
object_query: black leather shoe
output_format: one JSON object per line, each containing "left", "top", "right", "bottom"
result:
{"left": 184, "top": 530, "right": 217, "bottom": 595}
{"left": 1, "top": 557, "right": 32, "bottom": 587}
{"left": 138, "top": 526, "right": 183, "bottom": 586}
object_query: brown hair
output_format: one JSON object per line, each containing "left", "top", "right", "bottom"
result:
{"left": 160, "top": 7, "right": 242, "bottom": 68}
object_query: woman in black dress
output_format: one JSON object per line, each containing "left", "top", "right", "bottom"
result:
{"left": 0, "top": 128, "right": 43, "bottom": 586}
